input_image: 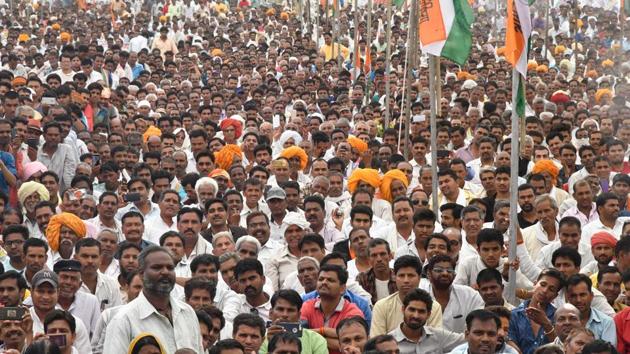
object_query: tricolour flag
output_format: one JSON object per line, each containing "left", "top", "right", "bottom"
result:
{"left": 418, "top": 0, "right": 474, "bottom": 66}
{"left": 505, "top": 0, "right": 532, "bottom": 77}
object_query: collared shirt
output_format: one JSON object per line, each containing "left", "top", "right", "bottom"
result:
{"left": 215, "top": 279, "right": 243, "bottom": 323}
{"left": 238, "top": 292, "right": 272, "bottom": 322}
{"left": 561, "top": 203, "right": 599, "bottom": 227}
{"left": 585, "top": 307, "right": 617, "bottom": 345}
{"left": 582, "top": 217, "right": 630, "bottom": 242}
{"left": 0, "top": 151, "right": 15, "bottom": 195}
{"left": 239, "top": 200, "right": 271, "bottom": 228}
{"left": 30, "top": 306, "right": 93, "bottom": 354}
{"left": 144, "top": 214, "right": 178, "bottom": 244}
{"left": 389, "top": 324, "right": 465, "bottom": 354}
{"left": 103, "top": 291, "right": 203, "bottom": 353}
{"left": 454, "top": 256, "right": 532, "bottom": 292}
{"left": 378, "top": 223, "right": 414, "bottom": 256}
{"left": 179, "top": 236, "right": 213, "bottom": 269}
{"left": 356, "top": 269, "right": 397, "bottom": 304}
{"left": 267, "top": 246, "right": 299, "bottom": 291}
{"left": 420, "top": 281, "right": 485, "bottom": 333}
{"left": 448, "top": 342, "right": 519, "bottom": 354}
{"left": 37, "top": 143, "right": 78, "bottom": 191}
{"left": 115, "top": 201, "right": 161, "bottom": 222}
{"left": 259, "top": 239, "right": 283, "bottom": 265}
{"left": 102, "top": 258, "right": 120, "bottom": 278}
{"left": 259, "top": 328, "right": 328, "bottom": 354}
{"left": 522, "top": 221, "right": 559, "bottom": 261}
{"left": 552, "top": 288, "right": 615, "bottom": 317}
{"left": 537, "top": 241, "right": 595, "bottom": 270}
{"left": 301, "top": 296, "right": 363, "bottom": 330}
{"left": 508, "top": 300, "right": 556, "bottom": 354}
{"left": 303, "top": 289, "right": 373, "bottom": 323}
{"left": 79, "top": 272, "right": 123, "bottom": 311}
{"left": 371, "top": 292, "right": 443, "bottom": 337}
{"left": 269, "top": 211, "right": 302, "bottom": 243}
{"left": 88, "top": 216, "right": 124, "bottom": 242}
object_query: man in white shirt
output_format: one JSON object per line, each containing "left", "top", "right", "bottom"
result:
{"left": 177, "top": 207, "right": 213, "bottom": 272}
{"left": 74, "top": 238, "right": 123, "bottom": 311}
{"left": 145, "top": 190, "right": 180, "bottom": 244}
{"left": 582, "top": 192, "right": 630, "bottom": 243}
{"left": 235, "top": 258, "right": 272, "bottom": 322}
{"left": 103, "top": 246, "right": 204, "bottom": 352}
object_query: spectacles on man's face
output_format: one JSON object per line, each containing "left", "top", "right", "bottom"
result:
{"left": 432, "top": 267, "right": 455, "bottom": 274}
{"left": 412, "top": 199, "right": 429, "bottom": 206}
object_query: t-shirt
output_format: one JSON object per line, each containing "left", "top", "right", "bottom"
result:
{"left": 375, "top": 278, "right": 390, "bottom": 301}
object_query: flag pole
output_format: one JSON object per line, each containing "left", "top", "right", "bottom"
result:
{"left": 384, "top": 0, "right": 393, "bottom": 129}
{"left": 334, "top": 0, "right": 342, "bottom": 70}
{"left": 429, "top": 54, "right": 439, "bottom": 210}
{"left": 365, "top": 0, "right": 373, "bottom": 103}
{"left": 332, "top": 0, "right": 338, "bottom": 67}
{"left": 353, "top": 0, "right": 360, "bottom": 79}
{"left": 506, "top": 68, "right": 521, "bottom": 305}
{"left": 543, "top": 0, "right": 550, "bottom": 54}
{"left": 403, "top": 0, "right": 417, "bottom": 160}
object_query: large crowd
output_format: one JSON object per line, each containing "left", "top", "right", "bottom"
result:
{"left": 0, "top": 0, "right": 628, "bottom": 353}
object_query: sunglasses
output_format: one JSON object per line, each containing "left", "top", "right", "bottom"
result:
{"left": 412, "top": 200, "right": 429, "bottom": 206}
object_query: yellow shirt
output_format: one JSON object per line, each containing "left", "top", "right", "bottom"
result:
{"left": 320, "top": 44, "right": 350, "bottom": 61}
{"left": 370, "top": 291, "right": 443, "bottom": 337}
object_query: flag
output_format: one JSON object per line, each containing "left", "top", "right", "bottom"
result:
{"left": 418, "top": 0, "right": 474, "bottom": 65}
{"left": 364, "top": 46, "right": 372, "bottom": 73}
{"left": 505, "top": 0, "right": 532, "bottom": 77}
{"left": 622, "top": 0, "right": 630, "bottom": 18}
{"left": 393, "top": 0, "right": 405, "bottom": 8}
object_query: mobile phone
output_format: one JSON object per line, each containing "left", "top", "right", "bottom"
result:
{"left": 92, "top": 153, "right": 101, "bottom": 166}
{"left": 49, "top": 334, "right": 67, "bottom": 347}
{"left": 0, "top": 307, "right": 25, "bottom": 321}
{"left": 26, "top": 138, "right": 39, "bottom": 149}
{"left": 42, "top": 97, "right": 57, "bottom": 105}
{"left": 272, "top": 114, "right": 281, "bottom": 128}
{"left": 123, "top": 193, "right": 142, "bottom": 203}
{"left": 68, "top": 189, "right": 86, "bottom": 201}
{"left": 277, "top": 322, "right": 302, "bottom": 337}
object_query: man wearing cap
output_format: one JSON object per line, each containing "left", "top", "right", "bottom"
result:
{"left": 266, "top": 213, "right": 310, "bottom": 292}
{"left": 28, "top": 269, "right": 93, "bottom": 354}
{"left": 267, "top": 186, "right": 302, "bottom": 241}
{"left": 51, "top": 259, "right": 101, "bottom": 337}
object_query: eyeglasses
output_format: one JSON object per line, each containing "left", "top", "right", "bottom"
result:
{"left": 5, "top": 240, "right": 24, "bottom": 247}
{"left": 412, "top": 200, "right": 429, "bottom": 206}
{"left": 432, "top": 267, "right": 455, "bottom": 274}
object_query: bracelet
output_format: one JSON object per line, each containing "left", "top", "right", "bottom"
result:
{"left": 319, "top": 327, "right": 324, "bottom": 335}
{"left": 544, "top": 327, "right": 555, "bottom": 336}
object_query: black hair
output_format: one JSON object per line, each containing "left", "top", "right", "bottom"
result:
{"left": 319, "top": 264, "right": 349, "bottom": 284}
{"left": 299, "top": 233, "right": 326, "bottom": 251}
{"left": 559, "top": 216, "right": 582, "bottom": 230}
{"left": 597, "top": 266, "right": 621, "bottom": 285}
{"left": 184, "top": 277, "right": 216, "bottom": 300}
{"left": 350, "top": 205, "right": 373, "bottom": 221}
{"left": 44, "top": 309, "right": 76, "bottom": 334}
{"left": 476, "top": 228, "right": 504, "bottom": 247}
{"left": 402, "top": 288, "right": 433, "bottom": 311}
{"left": 565, "top": 273, "right": 593, "bottom": 294}
{"left": 191, "top": 254, "right": 220, "bottom": 274}
{"left": 270, "top": 289, "right": 303, "bottom": 310}
{"left": 3, "top": 224, "right": 28, "bottom": 240}
{"left": 0, "top": 270, "right": 27, "bottom": 290}
{"left": 268, "top": 332, "right": 302, "bottom": 354}
{"left": 159, "top": 231, "right": 185, "bottom": 247}
{"left": 208, "top": 339, "right": 244, "bottom": 354}
{"left": 413, "top": 208, "right": 436, "bottom": 224}
{"left": 23, "top": 237, "right": 49, "bottom": 254}
{"left": 426, "top": 254, "right": 455, "bottom": 272}
{"left": 335, "top": 315, "right": 369, "bottom": 337}
{"left": 537, "top": 268, "right": 566, "bottom": 289}
{"left": 476, "top": 268, "right": 503, "bottom": 287}
{"left": 177, "top": 207, "right": 203, "bottom": 223}
{"left": 465, "top": 309, "right": 501, "bottom": 331}
{"left": 234, "top": 258, "right": 264, "bottom": 278}
{"left": 365, "top": 335, "right": 396, "bottom": 353}
{"left": 74, "top": 237, "right": 101, "bottom": 253}
{"left": 581, "top": 340, "right": 618, "bottom": 354}
{"left": 393, "top": 255, "right": 423, "bottom": 276}
{"left": 551, "top": 246, "right": 581, "bottom": 268}
{"left": 233, "top": 313, "right": 266, "bottom": 337}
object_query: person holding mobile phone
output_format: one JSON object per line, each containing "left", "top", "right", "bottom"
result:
{"left": 43, "top": 310, "right": 76, "bottom": 354}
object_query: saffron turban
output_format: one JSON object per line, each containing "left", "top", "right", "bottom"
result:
{"left": 214, "top": 144, "right": 243, "bottom": 170}
{"left": 220, "top": 118, "right": 243, "bottom": 139}
{"left": 142, "top": 126, "right": 161, "bottom": 143}
{"left": 591, "top": 231, "right": 617, "bottom": 248}
{"left": 347, "top": 135, "right": 368, "bottom": 154}
{"left": 602, "top": 59, "right": 615, "bottom": 68}
{"left": 46, "top": 213, "right": 87, "bottom": 252}
{"left": 280, "top": 146, "right": 308, "bottom": 170}
{"left": 348, "top": 168, "right": 381, "bottom": 194}
{"left": 536, "top": 65, "right": 549, "bottom": 73}
{"left": 532, "top": 159, "right": 559, "bottom": 185}
{"left": 380, "top": 169, "right": 409, "bottom": 202}
{"left": 18, "top": 181, "right": 49, "bottom": 206}
{"left": 595, "top": 89, "right": 613, "bottom": 104}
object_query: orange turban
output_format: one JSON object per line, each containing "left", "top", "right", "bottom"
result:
{"left": 496, "top": 47, "right": 505, "bottom": 56}
{"left": 456, "top": 71, "right": 470, "bottom": 81}
{"left": 586, "top": 70, "right": 598, "bottom": 79}
{"left": 280, "top": 12, "right": 289, "bottom": 20}
{"left": 220, "top": 118, "right": 243, "bottom": 139}
{"left": 527, "top": 60, "right": 538, "bottom": 71}
{"left": 214, "top": 144, "right": 242, "bottom": 170}
{"left": 591, "top": 231, "right": 617, "bottom": 248}
{"left": 348, "top": 168, "right": 381, "bottom": 194}
{"left": 142, "top": 126, "right": 162, "bottom": 143}
{"left": 532, "top": 159, "right": 559, "bottom": 185}
{"left": 348, "top": 136, "right": 368, "bottom": 154}
{"left": 46, "top": 213, "right": 87, "bottom": 252}
{"left": 210, "top": 169, "right": 232, "bottom": 187}
{"left": 602, "top": 59, "right": 615, "bottom": 68}
{"left": 60, "top": 32, "right": 71, "bottom": 42}
{"left": 536, "top": 65, "right": 549, "bottom": 73}
{"left": 280, "top": 146, "right": 308, "bottom": 170}
{"left": 51, "top": 23, "right": 61, "bottom": 31}
{"left": 12, "top": 77, "right": 26, "bottom": 86}
{"left": 380, "top": 169, "right": 409, "bottom": 202}
{"left": 595, "top": 89, "right": 613, "bottom": 104}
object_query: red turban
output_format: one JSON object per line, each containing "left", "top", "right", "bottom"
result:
{"left": 220, "top": 118, "right": 243, "bottom": 139}
{"left": 591, "top": 231, "right": 617, "bottom": 248}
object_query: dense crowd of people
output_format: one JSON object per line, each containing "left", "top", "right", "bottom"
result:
{"left": 0, "top": 0, "right": 628, "bottom": 353}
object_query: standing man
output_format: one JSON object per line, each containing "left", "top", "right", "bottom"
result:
{"left": 103, "top": 246, "right": 204, "bottom": 352}
{"left": 356, "top": 238, "right": 397, "bottom": 305}
{"left": 37, "top": 122, "right": 77, "bottom": 191}
{"left": 74, "top": 238, "right": 123, "bottom": 310}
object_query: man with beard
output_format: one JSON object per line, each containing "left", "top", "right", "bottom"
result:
{"left": 46, "top": 213, "right": 88, "bottom": 268}
{"left": 177, "top": 207, "right": 212, "bottom": 271}
{"left": 347, "top": 228, "right": 371, "bottom": 280}
{"left": 371, "top": 256, "right": 443, "bottom": 336}
{"left": 551, "top": 304, "right": 583, "bottom": 346}
{"left": 74, "top": 238, "right": 123, "bottom": 311}
{"left": 423, "top": 254, "right": 485, "bottom": 333}
{"left": 267, "top": 214, "right": 309, "bottom": 291}
{"left": 517, "top": 184, "right": 538, "bottom": 229}
{"left": 235, "top": 258, "right": 272, "bottom": 322}
{"left": 23, "top": 238, "right": 48, "bottom": 286}
{"left": 34, "top": 201, "right": 55, "bottom": 240}
{"left": 535, "top": 217, "right": 594, "bottom": 271}
{"left": 104, "top": 246, "right": 204, "bottom": 353}
{"left": 446, "top": 310, "right": 509, "bottom": 354}
{"left": 565, "top": 274, "right": 616, "bottom": 344}
{"left": 18, "top": 181, "right": 50, "bottom": 240}
{"left": 0, "top": 271, "right": 26, "bottom": 308}
{"left": 582, "top": 193, "right": 629, "bottom": 244}
{"left": 51, "top": 259, "right": 100, "bottom": 336}
{"left": 389, "top": 288, "right": 464, "bottom": 352}
{"left": 327, "top": 171, "right": 351, "bottom": 213}
{"left": 596, "top": 267, "right": 624, "bottom": 312}
{"left": 28, "top": 269, "right": 92, "bottom": 354}
{"left": 508, "top": 268, "right": 564, "bottom": 354}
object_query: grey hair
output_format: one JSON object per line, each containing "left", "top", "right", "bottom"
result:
{"left": 493, "top": 200, "right": 511, "bottom": 214}
{"left": 534, "top": 193, "right": 558, "bottom": 210}
{"left": 212, "top": 231, "right": 234, "bottom": 247}
{"left": 195, "top": 177, "right": 218, "bottom": 199}
{"left": 138, "top": 245, "right": 172, "bottom": 272}
{"left": 218, "top": 251, "right": 239, "bottom": 265}
{"left": 298, "top": 256, "right": 320, "bottom": 269}
{"left": 235, "top": 235, "right": 261, "bottom": 252}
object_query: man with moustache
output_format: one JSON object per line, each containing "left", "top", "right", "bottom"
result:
{"left": 517, "top": 184, "right": 538, "bottom": 228}
{"left": 103, "top": 246, "right": 204, "bottom": 353}
{"left": 235, "top": 258, "right": 272, "bottom": 322}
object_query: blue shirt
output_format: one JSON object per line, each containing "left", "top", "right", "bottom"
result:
{"left": 0, "top": 151, "right": 16, "bottom": 195}
{"left": 508, "top": 300, "right": 556, "bottom": 354}
{"left": 586, "top": 308, "right": 617, "bottom": 346}
{"left": 303, "top": 289, "right": 372, "bottom": 325}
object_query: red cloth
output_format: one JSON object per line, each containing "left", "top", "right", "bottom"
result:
{"left": 615, "top": 306, "right": 630, "bottom": 354}
{"left": 300, "top": 298, "right": 364, "bottom": 354}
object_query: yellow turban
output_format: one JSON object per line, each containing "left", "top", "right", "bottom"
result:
{"left": 18, "top": 33, "right": 29, "bottom": 42}
{"left": 142, "top": 126, "right": 162, "bottom": 143}
{"left": 348, "top": 168, "right": 381, "bottom": 194}
{"left": 159, "top": 15, "right": 167, "bottom": 23}
{"left": 214, "top": 144, "right": 243, "bottom": 170}
{"left": 127, "top": 333, "right": 166, "bottom": 354}
{"left": 348, "top": 136, "right": 368, "bottom": 154}
{"left": 595, "top": 89, "right": 613, "bottom": 104}
{"left": 211, "top": 48, "right": 224, "bottom": 57}
{"left": 280, "top": 146, "right": 308, "bottom": 170}
{"left": 18, "top": 181, "right": 50, "bottom": 207}
{"left": 602, "top": 59, "right": 614, "bottom": 68}
{"left": 532, "top": 159, "right": 559, "bottom": 186}
{"left": 536, "top": 65, "right": 548, "bottom": 73}
{"left": 46, "top": 213, "right": 87, "bottom": 252}
{"left": 380, "top": 169, "right": 409, "bottom": 203}
{"left": 527, "top": 60, "right": 538, "bottom": 71}
{"left": 554, "top": 45, "right": 566, "bottom": 55}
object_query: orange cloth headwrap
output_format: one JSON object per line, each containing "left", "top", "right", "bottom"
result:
{"left": 591, "top": 231, "right": 617, "bottom": 248}
{"left": 46, "top": 213, "right": 87, "bottom": 252}
{"left": 347, "top": 168, "right": 381, "bottom": 194}
{"left": 280, "top": 146, "right": 308, "bottom": 170}
{"left": 214, "top": 144, "right": 243, "bottom": 170}
{"left": 380, "top": 169, "right": 409, "bottom": 202}
{"left": 532, "top": 159, "right": 559, "bottom": 186}
{"left": 347, "top": 136, "right": 368, "bottom": 154}
{"left": 142, "top": 126, "right": 162, "bottom": 143}
{"left": 220, "top": 118, "right": 243, "bottom": 139}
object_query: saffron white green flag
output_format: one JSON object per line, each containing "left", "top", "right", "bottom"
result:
{"left": 418, "top": 0, "right": 474, "bottom": 65}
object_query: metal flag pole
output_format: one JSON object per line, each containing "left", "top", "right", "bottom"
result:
{"left": 506, "top": 68, "right": 521, "bottom": 305}
{"left": 364, "top": 0, "right": 373, "bottom": 103}
{"left": 403, "top": 0, "right": 418, "bottom": 160}
{"left": 384, "top": 0, "right": 392, "bottom": 129}
{"left": 543, "top": 0, "right": 550, "bottom": 53}
{"left": 429, "top": 54, "right": 439, "bottom": 210}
